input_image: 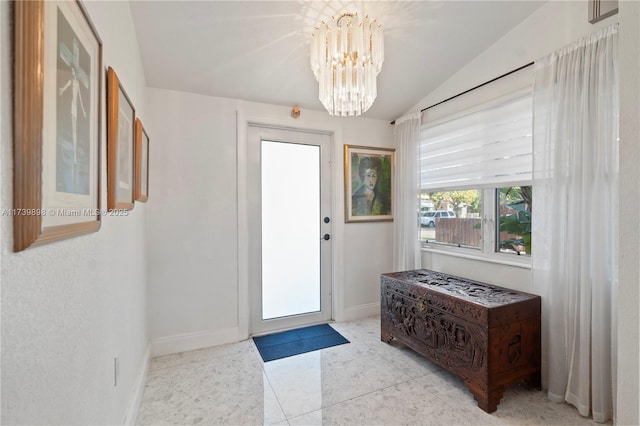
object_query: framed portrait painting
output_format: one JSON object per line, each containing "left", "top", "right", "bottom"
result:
{"left": 107, "top": 67, "right": 135, "bottom": 211}
{"left": 344, "top": 145, "right": 395, "bottom": 223}
{"left": 134, "top": 119, "right": 149, "bottom": 202}
{"left": 13, "top": 0, "right": 102, "bottom": 252}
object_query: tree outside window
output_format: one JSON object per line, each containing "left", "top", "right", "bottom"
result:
{"left": 497, "top": 186, "right": 532, "bottom": 255}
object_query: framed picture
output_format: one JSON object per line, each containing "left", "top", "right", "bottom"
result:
{"left": 134, "top": 118, "right": 149, "bottom": 202}
{"left": 344, "top": 145, "right": 395, "bottom": 223}
{"left": 107, "top": 67, "right": 135, "bottom": 211}
{"left": 13, "top": 0, "right": 102, "bottom": 252}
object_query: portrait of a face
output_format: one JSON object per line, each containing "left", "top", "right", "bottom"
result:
{"left": 363, "top": 167, "right": 378, "bottom": 192}
{"left": 345, "top": 145, "right": 395, "bottom": 222}
{"left": 350, "top": 153, "right": 391, "bottom": 217}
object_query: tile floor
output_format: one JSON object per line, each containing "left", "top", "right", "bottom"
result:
{"left": 137, "top": 316, "right": 605, "bottom": 425}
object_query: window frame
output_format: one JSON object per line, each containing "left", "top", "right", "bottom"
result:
{"left": 495, "top": 186, "right": 532, "bottom": 256}
{"left": 420, "top": 187, "right": 532, "bottom": 267}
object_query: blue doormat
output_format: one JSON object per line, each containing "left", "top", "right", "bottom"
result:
{"left": 253, "top": 323, "right": 349, "bottom": 362}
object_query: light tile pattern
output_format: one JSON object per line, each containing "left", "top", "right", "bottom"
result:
{"left": 137, "top": 316, "right": 607, "bottom": 425}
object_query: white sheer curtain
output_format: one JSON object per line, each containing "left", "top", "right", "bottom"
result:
{"left": 532, "top": 24, "right": 618, "bottom": 423}
{"left": 393, "top": 112, "right": 421, "bottom": 271}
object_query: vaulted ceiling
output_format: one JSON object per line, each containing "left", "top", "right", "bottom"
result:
{"left": 129, "top": 1, "right": 545, "bottom": 121}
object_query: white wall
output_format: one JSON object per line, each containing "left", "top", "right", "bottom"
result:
{"left": 146, "top": 88, "right": 393, "bottom": 354}
{"left": 0, "top": 1, "right": 149, "bottom": 424}
{"left": 413, "top": 1, "right": 638, "bottom": 422}
{"left": 0, "top": 1, "right": 4, "bottom": 289}
{"left": 617, "top": 1, "right": 640, "bottom": 424}
{"left": 340, "top": 118, "right": 395, "bottom": 317}
{"left": 422, "top": 251, "right": 532, "bottom": 292}
{"left": 145, "top": 90, "right": 241, "bottom": 354}
{"left": 410, "top": 1, "right": 617, "bottom": 114}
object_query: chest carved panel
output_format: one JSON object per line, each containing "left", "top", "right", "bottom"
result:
{"left": 381, "top": 269, "right": 541, "bottom": 413}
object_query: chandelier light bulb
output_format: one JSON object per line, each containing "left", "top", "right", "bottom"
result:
{"left": 310, "top": 13, "right": 384, "bottom": 116}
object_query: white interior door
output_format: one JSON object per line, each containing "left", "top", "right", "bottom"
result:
{"left": 247, "top": 125, "right": 332, "bottom": 335}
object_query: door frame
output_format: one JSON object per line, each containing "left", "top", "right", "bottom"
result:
{"left": 236, "top": 107, "right": 345, "bottom": 340}
{"left": 247, "top": 126, "right": 332, "bottom": 335}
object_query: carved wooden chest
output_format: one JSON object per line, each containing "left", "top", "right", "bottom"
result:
{"left": 381, "top": 269, "right": 541, "bottom": 413}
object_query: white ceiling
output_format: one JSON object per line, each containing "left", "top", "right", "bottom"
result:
{"left": 129, "top": 1, "right": 545, "bottom": 121}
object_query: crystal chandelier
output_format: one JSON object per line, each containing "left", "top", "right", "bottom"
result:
{"left": 310, "top": 13, "right": 384, "bottom": 116}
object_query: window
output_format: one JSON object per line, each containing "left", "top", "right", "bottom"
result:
{"left": 497, "top": 185, "right": 532, "bottom": 255}
{"left": 418, "top": 92, "right": 533, "bottom": 258}
{"left": 419, "top": 190, "right": 481, "bottom": 249}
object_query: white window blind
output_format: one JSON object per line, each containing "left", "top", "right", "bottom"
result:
{"left": 419, "top": 92, "right": 532, "bottom": 191}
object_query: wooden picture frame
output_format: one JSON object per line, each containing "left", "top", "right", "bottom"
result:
{"left": 13, "top": 0, "right": 102, "bottom": 252}
{"left": 107, "top": 67, "right": 135, "bottom": 211}
{"left": 344, "top": 145, "right": 395, "bottom": 223}
{"left": 134, "top": 118, "right": 149, "bottom": 202}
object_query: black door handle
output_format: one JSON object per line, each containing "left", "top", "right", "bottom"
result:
{"left": 322, "top": 234, "right": 330, "bottom": 241}
{"left": 324, "top": 217, "right": 331, "bottom": 223}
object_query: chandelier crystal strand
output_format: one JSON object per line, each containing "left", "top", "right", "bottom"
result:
{"left": 311, "top": 13, "right": 383, "bottom": 116}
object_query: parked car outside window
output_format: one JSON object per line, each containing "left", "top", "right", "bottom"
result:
{"left": 420, "top": 210, "right": 455, "bottom": 227}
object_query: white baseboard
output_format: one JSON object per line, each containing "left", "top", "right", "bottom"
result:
{"left": 123, "top": 344, "right": 150, "bottom": 426}
{"left": 150, "top": 327, "right": 240, "bottom": 357}
{"left": 340, "top": 302, "right": 380, "bottom": 322}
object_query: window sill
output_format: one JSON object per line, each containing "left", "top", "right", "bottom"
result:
{"left": 420, "top": 245, "right": 532, "bottom": 270}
